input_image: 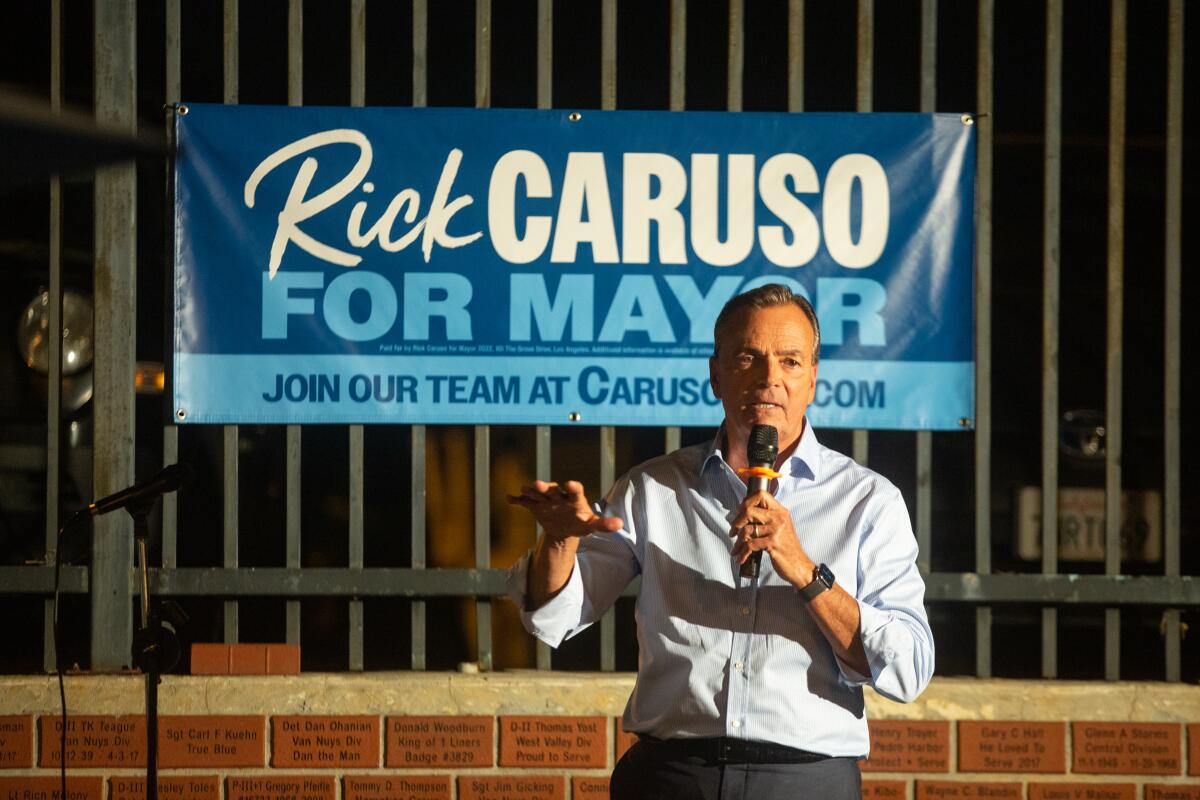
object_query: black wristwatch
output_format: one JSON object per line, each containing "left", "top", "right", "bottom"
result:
{"left": 799, "top": 563, "right": 835, "bottom": 602}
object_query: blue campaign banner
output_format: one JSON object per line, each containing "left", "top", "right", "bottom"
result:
{"left": 174, "top": 105, "right": 975, "bottom": 429}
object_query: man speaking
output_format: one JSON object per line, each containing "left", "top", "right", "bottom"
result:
{"left": 507, "top": 283, "right": 933, "bottom": 798}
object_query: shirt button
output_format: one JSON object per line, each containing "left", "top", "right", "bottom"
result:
{"left": 731, "top": 720, "right": 742, "bottom": 729}
{"left": 734, "top": 661, "right": 744, "bottom": 671}
{"left": 741, "top": 607, "right": 750, "bottom": 616}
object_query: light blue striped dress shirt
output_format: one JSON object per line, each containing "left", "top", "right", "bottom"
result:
{"left": 507, "top": 422, "right": 934, "bottom": 758}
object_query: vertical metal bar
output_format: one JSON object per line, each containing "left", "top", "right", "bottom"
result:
{"left": 350, "top": 0, "right": 366, "bottom": 107}
{"left": 852, "top": 0, "right": 872, "bottom": 468}
{"left": 919, "top": 0, "right": 936, "bottom": 111}
{"left": 599, "top": 426, "right": 616, "bottom": 671}
{"left": 474, "top": 426, "right": 492, "bottom": 670}
{"left": 787, "top": 0, "right": 804, "bottom": 112}
{"left": 473, "top": 0, "right": 494, "bottom": 674}
{"left": 913, "top": 1, "right": 936, "bottom": 577}
{"left": 601, "top": 0, "right": 617, "bottom": 110}
{"left": 285, "top": 427, "right": 301, "bottom": 645}
{"left": 915, "top": 434, "right": 931, "bottom": 574}
{"left": 288, "top": 0, "right": 303, "bottom": 105}
{"left": 1041, "top": 0, "right": 1063, "bottom": 679}
{"left": 162, "top": 0, "right": 181, "bottom": 570}
{"left": 91, "top": 0, "right": 138, "bottom": 670}
{"left": 667, "top": 3, "right": 690, "bottom": 469}
{"left": 410, "top": 1, "right": 428, "bottom": 671}
{"left": 223, "top": 427, "right": 239, "bottom": 644}
{"left": 347, "top": 0, "right": 366, "bottom": 672}
{"left": 535, "top": 0, "right": 553, "bottom": 672}
{"left": 1104, "top": 0, "right": 1126, "bottom": 682}
{"left": 476, "top": 0, "right": 491, "bottom": 109}
{"left": 537, "top": 0, "right": 552, "bottom": 109}
{"left": 160, "top": 0, "right": 178, "bottom": 575}
{"left": 285, "top": 0, "right": 303, "bottom": 648}
{"left": 161, "top": 430, "right": 178, "bottom": 569}
{"left": 348, "top": 426, "right": 364, "bottom": 670}
{"left": 974, "top": 0, "right": 994, "bottom": 678}
{"left": 221, "top": 0, "right": 240, "bottom": 647}
{"left": 413, "top": 0, "right": 428, "bottom": 109}
{"left": 410, "top": 426, "right": 427, "bottom": 670}
{"left": 1162, "top": 0, "right": 1183, "bottom": 683}
{"left": 43, "top": 0, "right": 64, "bottom": 674}
{"left": 669, "top": 0, "right": 686, "bottom": 111}
{"left": 535, "top": 425, "right": 552, "bottom": 670}
{"left": 727, "top": 0, "right": 744, "bottom": 112}
{"left": 597, "top": 0, "right": 620, "bottom": 672}
{"left": 856, "top": 0, "right": 873, "bottom": 111}
{"left": 224, "top": 0, "right": 238, "bottom": 104}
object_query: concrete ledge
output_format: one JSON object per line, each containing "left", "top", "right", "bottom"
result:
{"left": 1, "top": 674, "right": 1197, "bottom": 722}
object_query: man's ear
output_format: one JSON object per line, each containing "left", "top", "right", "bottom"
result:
{"left": 709, "top": 355, "right": 722, "bottom": 399}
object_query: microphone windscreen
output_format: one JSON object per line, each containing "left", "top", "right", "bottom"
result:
{"left": 747, "top": 425, "right": 778, "bottom": 466}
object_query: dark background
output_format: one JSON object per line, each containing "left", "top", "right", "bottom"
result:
{"left": 0, "top": 0, "right": 1196, "bottom": 680}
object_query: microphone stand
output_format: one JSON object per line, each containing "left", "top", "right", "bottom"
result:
{"left": 127, "top": 497, "right": 161, "bottom": 800}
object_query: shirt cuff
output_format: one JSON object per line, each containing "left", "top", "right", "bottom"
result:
{"left": 505, "top": 549, "right": 585, "bottom": 648}
{"left": 835, "top": 600, "right": 901, "bottom": 687}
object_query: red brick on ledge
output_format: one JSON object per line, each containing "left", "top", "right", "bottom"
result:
{"left": 110, "top": 775, "right": 221, "bottom": 800}
{"left": 1072, "top": 722, "right": 1181, "bottom": 775}
{"left": 0, "top": 714, "right": 33, "bottom": 769}
{"left": 958, "top": 721, "right": 1066, "bottom": 773}
{"left": 190, "top": 643, "right": 300, "bottom": 675}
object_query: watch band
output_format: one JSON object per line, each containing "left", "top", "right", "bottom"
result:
{"left": 799, "top": 563, "right": 834, "bottom": 602}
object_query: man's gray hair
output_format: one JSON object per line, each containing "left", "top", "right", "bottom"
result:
{"left": 712, "top": 283, "right": 821, "bottom": 365}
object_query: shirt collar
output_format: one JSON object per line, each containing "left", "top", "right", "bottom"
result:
{"left": 702, "top": 420, "right": 821, "bottom": 481}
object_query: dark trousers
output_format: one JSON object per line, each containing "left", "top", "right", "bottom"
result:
{"left": 611, "top": 739, "right": 862, "bottom": 800}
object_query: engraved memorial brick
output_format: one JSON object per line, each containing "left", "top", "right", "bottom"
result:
{"left": 1072, "top": 722, "right": 1181, "bottom": 775}
{"left": 614, "top": 718, "right": 637, "bottom": 762}
{"left": 458, "top": 775, "right": 565, "bottom": 800}
{"left": 272, "top": 715, "right": 380, "bottom": 768}
{"left": 958, "top": 721, "right": 1066, "bottom": 773}
{"left": 386, "top": 715, "right": 493, "bottom": 768}
{"left": 916, "top": 780, "right": 1021, "bottom": 799}
{"left": 0, "top": 715, "right": 32, "bottom": 768}
{"left": 862, "top": 779, "right": 908, "bottom": 798}
{"left": 499, "top": 715, "right": 606, "bottom": 768}
{"left": 1189, "top": 724, "right": 1200, "bottom": 776}
{"left": 1027, "top": 782, "right": 1135, "bottom": 800}
{"left": 860, "top": 720, "right": 950, "bottom": 772}
{"left": 0, "top": 776, "right": 103, "bottom": 799}
{"left": 227, "top": 774, "right": 336, "bottom": 800}
{"left": 38, "top": 715, "right": 147, "bottom": 767}
{"left": 571, "top": 776, "right": 610, "bottom": 799}
{"left": 111, "top": 775, "right": 220, "bottom": 800}
{"left": 344, "top": 774, "right": 451, "bottom": 800}
{"left": 1145, "top": 783, "right": 1200, "bottom": 800}
{"left": 159, "top": 714, "right": 265, "bottom": 767}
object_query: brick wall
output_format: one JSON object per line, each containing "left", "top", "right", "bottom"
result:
{"left": 0, "top": 675, "right": 1196, "bottom": 799}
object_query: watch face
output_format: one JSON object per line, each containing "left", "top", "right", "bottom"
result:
{"left": 817, "top": 564, "right": 835, "bottom": 588}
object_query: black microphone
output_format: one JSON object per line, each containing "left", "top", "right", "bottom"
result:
{"left": 86, "top": 463, "right": 195, "bottom": 517}
{"left": 740, "top": 425, "right": 778, "bottom": 579}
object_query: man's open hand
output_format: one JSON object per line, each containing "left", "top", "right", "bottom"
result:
{"left": 507, "top": 480, "right": 624, "bottom": 543}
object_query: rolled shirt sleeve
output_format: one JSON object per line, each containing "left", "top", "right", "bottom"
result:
{"left": 506, "top": 492, "right": 642, "bottom": 648}
{"left": 836, "top": 486, "right": 935, "bottom": 703}
{"left": 840, "top": 489, "right": 931, "bottom": 700}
